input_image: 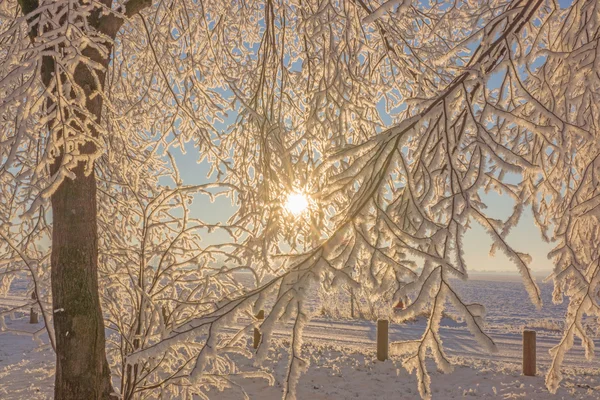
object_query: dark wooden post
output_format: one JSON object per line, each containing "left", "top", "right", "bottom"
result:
{"left": 161, "top": 305, "right": 169, "bottom": 325}
{"left": 377, "top": 319, "right": 388, "bottom": 361}
{"left": 523, "top": 330, "right": 536, "bottom": 376}
{"left": 29, "top": 291, "right": 38, "bottom": 324}
{"left": 253, "top": 310, "right": 264, "bottom": 349}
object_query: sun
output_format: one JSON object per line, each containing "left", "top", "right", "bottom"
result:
{"left": 284, "top": 191, "right": 309, "bottom": 216}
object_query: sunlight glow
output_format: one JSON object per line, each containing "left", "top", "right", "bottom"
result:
{"left": 284, "top": 191, "right": 309, "bottom": 216}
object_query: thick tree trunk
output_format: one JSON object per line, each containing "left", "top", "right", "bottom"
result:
{"left": 48, "top": 35, "right": 116, "bottom": 396}
{"left": 45, "top": 22, "right": 117, "bottom": 399}
{"left": 51, "top": 167, "right": 114, "bottom": 399}
{"left": 17, "top": 1, "right": 150, "bottom": 397}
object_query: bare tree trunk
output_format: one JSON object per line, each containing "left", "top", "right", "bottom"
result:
{"left": 47, "top": 36, "right": 115, "bottom": 397}
{"left": 51, "top": 167, "right": 114, "bottom": 399}
{"left": 16, "top": 1, "right": 151, "bottom": 397}
{"left": 40, "top": 19, "right": 117, "bottom": 400}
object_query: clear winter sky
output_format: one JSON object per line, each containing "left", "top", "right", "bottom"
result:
{"left": 169, "top": 122, "right": 555, "bottom": 277}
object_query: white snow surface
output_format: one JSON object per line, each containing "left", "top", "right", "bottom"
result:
{"left": 1, "top": 277, "right": 599, "bottom": 399}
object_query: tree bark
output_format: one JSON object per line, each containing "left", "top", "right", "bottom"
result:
{"left": 47, "top": 32, "right": 115, "bottom": 400}
{"left": 37, "top": 6, "right": 116, "bottom": 398}
{"left": 17, "top": 0, "right": 152, "bottom": 397}
{"left": 51, "top": 165, "right": 114, "bottom": 399}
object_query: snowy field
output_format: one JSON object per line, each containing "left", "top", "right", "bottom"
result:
{"left": 1, "top": 276, "right": 599, "bottom": 399}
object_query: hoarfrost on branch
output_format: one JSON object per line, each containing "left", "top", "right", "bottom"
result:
{"left": 1, "top": 0, "right": 599, "bottom": 398}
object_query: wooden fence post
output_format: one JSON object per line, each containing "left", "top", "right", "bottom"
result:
{"left": 523, "top": 330, "right": 536, "bottom": 376}
{"left": 253, "top": 310, "right": 264, "bottom": 349}
{"left": 377, "top": 319, "right": 388, "bottom": 361}
{"left": 29, "top": 306, "right": 38, "bottom": 324}
{"left": 29, "top": 291, "right": 38, "bottom": 324}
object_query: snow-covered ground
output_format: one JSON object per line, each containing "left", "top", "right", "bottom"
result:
{"left": 216, "top": 341, "right": 600, "bottom": 400}
{"left": 1, "top": 277, "right": 599, "bottom": 399}
{"left": 0, "top": 317, "right": 54, "bottom": 400}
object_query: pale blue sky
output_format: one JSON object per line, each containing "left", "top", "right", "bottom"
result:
{"left": 170, "top": 125, "right": 556, "bottom": 276}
